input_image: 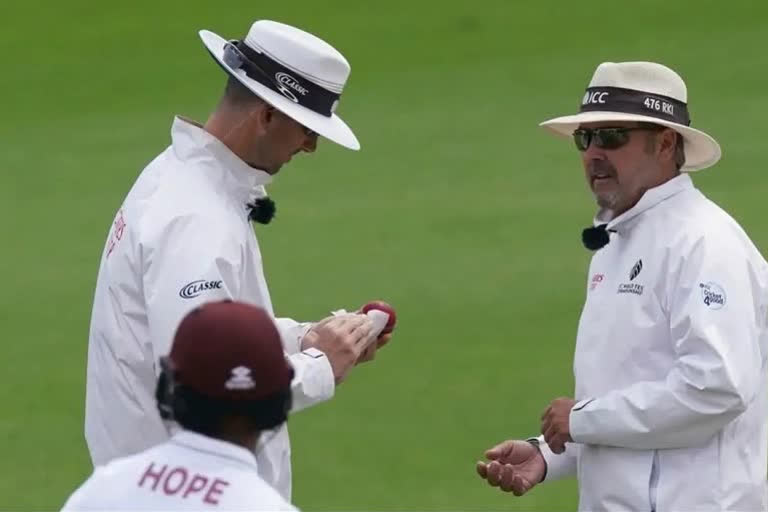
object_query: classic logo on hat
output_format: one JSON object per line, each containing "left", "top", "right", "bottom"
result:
{"left": 225, "top": 366, "right": 256, "bottom": 390}
{"left": 275, "top": 72, "right": 308, "bottom": 103}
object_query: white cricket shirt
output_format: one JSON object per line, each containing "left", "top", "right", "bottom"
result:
{"left": 63, "top": 431, "right": 297, "bottom": 511}
{"left": 538, "top": 174, "right": 768, "bottom": 511}
{"left": 85, "top": 117, "right": 335, "bottom": 499}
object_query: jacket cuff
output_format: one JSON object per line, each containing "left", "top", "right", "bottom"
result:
{"left": 288, "top": 349, "right": 335, "bottom": 412}
{"left": 275, "top": 317, "right": 311, "bottom": 355}
{"left": 569, "top": 397, "right": 596, "bottom": 443}
{"left": 530, "top": 435, "right": 576, "bottom": 482}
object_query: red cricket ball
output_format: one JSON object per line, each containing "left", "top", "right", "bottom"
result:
{"left": 361, "top": 301, "right": 397, "bottom": 334}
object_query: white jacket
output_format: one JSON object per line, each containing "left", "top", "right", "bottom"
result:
{"left": 63, "top": 431, "right": 296, "bottom": 511}
{"left": 539, "top": 174, "right": 768, "bottom": 511}
{"left": 85, "top": 117, "right": 335, "bottom": 500}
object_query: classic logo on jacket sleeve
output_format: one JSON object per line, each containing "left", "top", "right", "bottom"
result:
{"left": 179, "top": 280, "right": 224, "bottom": 299}
{"left": 699, "top": 282, "right": 726, "bottom": 309}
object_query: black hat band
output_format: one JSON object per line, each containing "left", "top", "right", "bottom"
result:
{"left": 580, "top": 86, "right": 690, "bottom": 126}
{"left": 221, "top": 40, "right": 340, "bottom": 118}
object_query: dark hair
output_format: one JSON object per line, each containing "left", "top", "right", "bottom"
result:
{"left": 673, "top": 134, "right": 686, "bottom": 170}
{"left": 170, "top": 386, "right": 291, "bottom": 436}
{"left": 640, "top": 122, "right": 686, "bottom": 170}
{"left": 155, "top": 364, "right": 291, "bottom": 437}
{"left": 223, "top": 76, "right": 264, "bottom": 107}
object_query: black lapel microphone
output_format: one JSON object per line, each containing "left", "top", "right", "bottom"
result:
{"left": 582, "top": 223, "right": 615, "bottom": 251}
{"left": 247, "top": 197, "right": 276, "bottom": 225}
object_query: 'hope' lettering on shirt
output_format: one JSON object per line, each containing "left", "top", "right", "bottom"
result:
{"left": 137, "top": 462, "right": 230, "bottom": 505}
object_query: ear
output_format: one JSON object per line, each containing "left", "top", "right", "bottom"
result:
{"left": 657, "top": 128, "right": 677, "bottom": 163}
{"left": 247, "top": 104, "right": 276, "bottom": 137}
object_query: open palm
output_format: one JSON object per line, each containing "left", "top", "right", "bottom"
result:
{"left": 476, "top": 440, "right": 545, "bottom": 496}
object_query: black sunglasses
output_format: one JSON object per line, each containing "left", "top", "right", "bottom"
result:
{"left": 573, "top": 126, "right": 662, "bottom": 151}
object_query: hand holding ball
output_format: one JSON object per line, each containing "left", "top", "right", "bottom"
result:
{"left": 361, "top": 301, "right": 397, "bottom": 335}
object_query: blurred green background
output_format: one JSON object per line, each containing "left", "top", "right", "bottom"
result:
{"left": 2, "top": 0, "right": 767, "bottom": 509}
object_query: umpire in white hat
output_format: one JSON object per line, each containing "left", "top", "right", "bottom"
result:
{"left": 476, "top": 61, "right": 768, "bottom": 511}
{"left": 84, "top": 20, "right": 394, "bottom": 500}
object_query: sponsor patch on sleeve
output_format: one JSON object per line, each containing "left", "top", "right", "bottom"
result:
{"left": 699, "top": 281, "right": 726, "bottom": 310}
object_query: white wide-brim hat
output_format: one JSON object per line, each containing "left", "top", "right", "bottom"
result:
{"left": 540, "top": 61, "right": 721, "bottom": 171}
{"left": 200, "top": 20, "right": 359, "bottom": 151}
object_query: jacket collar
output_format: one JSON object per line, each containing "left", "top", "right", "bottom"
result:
{"left": 170, "top": 116, "right": 273, "bottom": 206}
{"left": 170, "top": 430, "right": 257, "bottom": 469}
{"left": 594, "top": 173, "right": 694, "bottom": 232}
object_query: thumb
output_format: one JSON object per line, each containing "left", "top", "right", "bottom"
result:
{"left": 485, "top": 440, "right": 514, "bottom": 461}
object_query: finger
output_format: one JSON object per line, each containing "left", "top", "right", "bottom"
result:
{"left": 546, "top": 432, "right": 565, "bottom": 454}
{"left": 327, "top": 313, "right": 360, "bottom": 330}
{"left": 376, "top": 332, "right": 392, "bottom": 348}
{"left": 498, "top": 465, "right": 517, "bottom": 492}
{"left": 486, "top": 461, "right": 503, "bottom": 487}
{"left": 550, "top": 441, "right": 565, "bottom": 454}
{"left": 543, "top": 424, "right": 557, "bottom": 444}
{"left": 346, "top": 321, "right": 373, "bottom": 359}
{"left": 333, "top": 314, "right": 370, "bottom": 338}
{"left": 315, "top": 316, "right": 344, "bottom": 334}
{"left": 356, "top": 343, "right": 377, "bottom": 364}
{"left": 544, "top": 425, "right": 563, "bottom": 449}
{"left": 541, "top": 414, "right": 552, "bottom": 436}
{"left": 475, "top": 461, "right": 488, "bottom": 479}
{"left": 349, "top": 316, "right": 374, "bottom": 343}
{"left": 512, "top": 474, "right": 530, "bottom": 496}
{"left": 485, "top": 440, "right": 514, "bottom": 461}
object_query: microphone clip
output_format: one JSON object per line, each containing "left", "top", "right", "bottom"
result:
{"left": 582, "top": 224, "right": 615, "bottom": 251}
{"left": 247, "top": 197, "right": 276, "bottom": 225}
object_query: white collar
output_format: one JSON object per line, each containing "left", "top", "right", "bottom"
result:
{"left": 170, "top": 430, "right": 257, "bottom": 470}
{"left": 170, "top": 116, "right": 273, "bottom": 205}
{"left": 594, "top": 173, "right": 694, "bottom": 231}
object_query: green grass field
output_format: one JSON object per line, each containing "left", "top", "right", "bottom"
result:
{"left": 2, "top": 0, "right": 767, "bottom": 509}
